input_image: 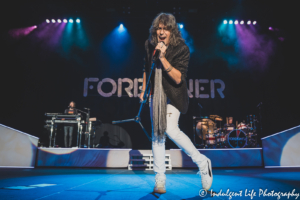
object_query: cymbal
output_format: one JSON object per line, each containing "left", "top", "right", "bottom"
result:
{"left": 209, "top": 115, "right": 223, "bottom": 121}
{"left": 196, "top": 121, "right": 208, "bottom": 125}
{"left": 215, "top": 117, "right": 223, "bottom": 121}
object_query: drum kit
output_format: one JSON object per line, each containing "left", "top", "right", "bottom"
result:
{"left": 193, "top": 114, "right": 258, "bottom": 148}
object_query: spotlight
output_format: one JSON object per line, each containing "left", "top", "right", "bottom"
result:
{"left": 223, "top": 20, "right": 228, "bottom": 24}
{"left": 179, "top": 23, "right": 183, "bottom": 29}
{"left": 63, "top": 19, "right": 68, "bottom": 23}
{"left": 269, "top": 27, "right": 273, "bottom": 31}
{"left": 69, "top": 19, "right": 73, "bottom": 23}
{"left": 253, "top": 21, "right": 257, "bottom": 25}
{"left": 33, "top": 25, "right": 37, "bottom": 29}
{"left": 120, "top": 24, "right": 124, "bottom": 28}
{"left": 229, "top": 20, "right": 233, "bottom": 24}
{"left": 76, "top": 19, "right": 80, "bottom": 23}
{"left": 57, "top": 19, "right": 61, "bottom": 23}
{"left": 234, "top": 20, "right": 238, "bottom": 25}
{"left": 51, "top": 19, "right": 56, "bottom": 23}
{"left": 247, "top": 20, "right": 251, "bottom": 25}
{"left": 46, "top": 19, "right": 50, "bottom": 23}
{"left": 240, "top": 20, "right": 244, "bottom": 25}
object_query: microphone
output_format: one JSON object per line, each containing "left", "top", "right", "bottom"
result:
{"left": 198, "top": 103, "right": 203, "bottom": 109}
{"left": 84, "top": 107, "right": 90, "bottom": 110}
{"left": 257, "top": 102, "right": 262, "bottom": 107}
{"left": 153, "top": 41, "right": 165, "bottom": 60}
{"left": 153, "top": 49, "right": 160, "bottom": 60}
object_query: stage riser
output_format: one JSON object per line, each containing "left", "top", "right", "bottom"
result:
{"left": 36, "top": 148, "right": 263, "bottom": 168}
{"left": 262, "top": 125, "right": 300, "bottom": 167}
{"left": 0, "top": 124, "right": 39, "bottom": 168}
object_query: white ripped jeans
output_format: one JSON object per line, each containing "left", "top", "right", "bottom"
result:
{"left": 150, "top": 97, "right": 208, "bottom": 180}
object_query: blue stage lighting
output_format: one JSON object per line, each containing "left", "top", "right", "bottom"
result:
{"left": 240, "top": 20, "right": 244, "bottom": 25}
{"left": 234, "top": 20, "right": 238, "bottom": 25}
{"left": 63, "top": 19, "right": 68, "bottom": 23}
{"left": 223, "top": 20, "right": 228, "bottom": 24}
{"left": 76, "top": 19, "right": 80, "bottom": 23}
{"left": 120, "top": 24, "right": 124, "bottom": 28}
{"left": 69, "top": 19, "right": 74, "bottom": 23}
{"left": 179, "top": 24, "right": 183, "bottom": 29}
{"left": 229, "top": 20, "right": 233, "bottom": 24}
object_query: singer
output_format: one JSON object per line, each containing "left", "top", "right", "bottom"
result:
{"left": 139, "top": 13, "right": 213, "bottom": 194}
{"left": 62, "top": 101, "right": 78, "bottom": 147}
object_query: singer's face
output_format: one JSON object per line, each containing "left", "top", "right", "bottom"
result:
{"left": 157, "top": 23, "right": 170, "bottom": 46}
{"left": 229, "top": 119, "right": 233, "bottom": 124}
{"left": 70, "top": 102, "right": 74, "bottom": 108}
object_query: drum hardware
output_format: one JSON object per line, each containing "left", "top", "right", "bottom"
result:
{"left": 209, "top": 115, "right": 223, "bottom": 121}
{"left": 194, "top": 111, "right": 260, "bottom": 149}
{"left": 225, "top": 129, "right": 248, "bottom": 148}
{"left": 193, "top": 116, "right": 206, "bottom": 148}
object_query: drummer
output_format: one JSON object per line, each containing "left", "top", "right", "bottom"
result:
{"left": 224, "top": 117, "right": 235, "bottom": 133}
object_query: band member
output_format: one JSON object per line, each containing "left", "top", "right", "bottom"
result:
{"left": 63, "top": 101, "right": 78, "bottom": 147}
{"left": 224, "top": 117, "right": 235, "bottom": 132}
{"left": 139, "top": 13, "right": 212, "bottom": 194}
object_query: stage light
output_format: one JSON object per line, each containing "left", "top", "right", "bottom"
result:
{"left": 33, "top": 25, "right": 37, "bottom": 29}
{"left": 46, "top": 19, "right": 50, "bottom": 23}
{"left": 253, "top": 21, "right": 257, "bottom": 25}
{"left": 234, "top": 20, "right": 238, "bottom": 25}
{"left": 223, "top": 20, "right": 228, "bottom": 24}
{"left": 229, "top": 20, "right": 233, "bottom": 24}
{"left": 51, "top": 19, "right": 56, "bottom": 23}
{"left": 247, "top": 20, "right": 251, "bottom": 25}
{"left": 69, "top": 19, "right": 73, "bottom": 23}
{"left": 57, "top": 19, "right": 61, "bottom": 23}
{"left": 120, "top": 24, "right": 124, "bottom": 28}
{"left": 63, "top": 19, "right": 68, "bottom": 23}
{"left": 179, "top": 23, "right": 183, "bottom": 29}
{"left": 269, "top": 27, "right": 273, "bottom": 31}
{"left": 76, "top": 19, "right": 80, "bottom": 23}
{"left": 240, "top": 20, "right": 244, "bottom": 25}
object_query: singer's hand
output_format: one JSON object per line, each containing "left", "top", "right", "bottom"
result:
{"left": 155, "top": 42, "right": 167, "bottom": 60}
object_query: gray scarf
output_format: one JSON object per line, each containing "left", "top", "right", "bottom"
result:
{"left": 152, "top": 62, "right": 167, "bottom": 142}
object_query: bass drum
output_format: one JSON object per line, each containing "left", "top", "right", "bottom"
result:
{"left": 225, "top": 129, "right": 247, "bottom": 148}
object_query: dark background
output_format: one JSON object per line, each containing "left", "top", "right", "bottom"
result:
{"left": 1, "top": 0, "right": 298, "bottom": 149}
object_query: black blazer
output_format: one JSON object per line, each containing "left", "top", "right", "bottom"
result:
{"left": 144, "top": 39, "right": 190, "bottom": 114}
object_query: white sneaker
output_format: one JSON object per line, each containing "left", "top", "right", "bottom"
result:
{"left": 197, "top": 158, "right": 213, "bottom": 190}
{"left": 153, "top": 178, "right": 166, "bottom": 194}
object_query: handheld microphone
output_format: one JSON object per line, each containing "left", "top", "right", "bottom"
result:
{"left": 84, "top": 107, "right": 90, "bottom": 110}
{"left": 153, "top": 49, "right": 160, "bottom": 60}
{"left": 153, "top": 41, "right": 165, "bottom": 60}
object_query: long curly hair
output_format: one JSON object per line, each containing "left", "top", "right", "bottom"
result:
{"left": 149, "top": 13, "right": 184, "bottom": 47}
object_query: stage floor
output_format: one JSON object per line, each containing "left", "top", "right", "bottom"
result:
{"left": 0, "top": 168, "right": 299, "bottom": 200}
